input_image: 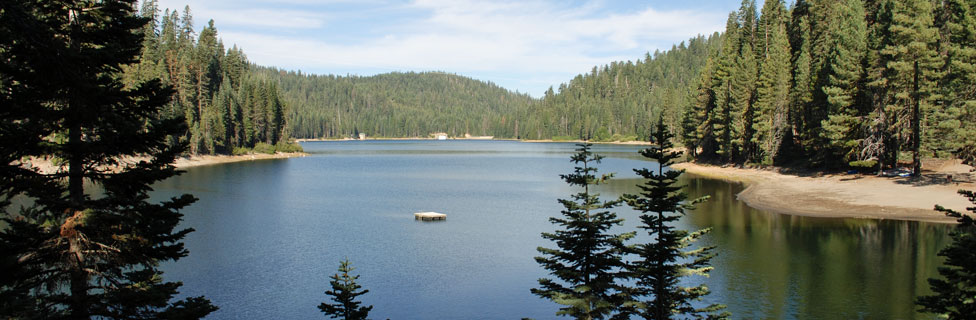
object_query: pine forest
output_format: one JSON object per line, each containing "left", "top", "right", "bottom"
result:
{"left": 128, "top": 0, "right": 975, "bottom": 172}
{"left": 5, "top": 0, "right": 976, "bottom": 319}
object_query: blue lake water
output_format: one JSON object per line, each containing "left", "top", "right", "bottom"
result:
{"left": 155, "top": 140, "right": 950, "bottom": 319}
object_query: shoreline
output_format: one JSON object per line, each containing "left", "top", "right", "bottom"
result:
{"left": 23, "top": 152, "right": 308, "bottom": 174}
{"left": 672, "top": 162, "right": 975, "bottom": 224}
{"left": 520, "top": 139, "right": 653, "bottom": 145}
{"left": 296, "top": 137, "right": 653, "bottom": 145}
{"left": 172, "top": 152, "right": 307, "bottom": 169}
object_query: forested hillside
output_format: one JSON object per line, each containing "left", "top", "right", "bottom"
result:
{"left": 682, "top": 0, "right": 976, "bottom": 170}
{"left": 264, "top": 34, "right": 722, "bottom": 142}
{"left": 523, "top": 34, "right": 723, "bottom": 141}
{"left": 124, "top": 2, "right": 293, "bottom": 155}
{"left": 128, "top": 0, "right": 975, "bottom": 170}
{"left": 253, "top": 69, "right": 535, "bottom": 139}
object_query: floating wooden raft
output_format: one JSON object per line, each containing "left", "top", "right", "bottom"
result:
{"left": 414, "top": 211, "right": 447, "bottom": 221}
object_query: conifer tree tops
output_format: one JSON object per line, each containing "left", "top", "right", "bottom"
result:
{"left": 682, "top": 0, "right": 973, "bottom": 170}
{"left": 533, "top": 143, "right": 634, "bottom": 319}
{"left": 320, "top": 259, "right": 373, "bottom": 320}
{"left": 621, "top": 119, "right": 728, "bottom": 319}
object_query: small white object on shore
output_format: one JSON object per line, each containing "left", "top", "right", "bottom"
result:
{"left": 414, "top": 211, "right": 446, "bottom": 221}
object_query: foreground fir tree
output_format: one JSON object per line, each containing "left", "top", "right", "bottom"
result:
{"left": 319, "top": 259, "right": 373, "bottom": 320}
{"left": 917, "top": 190, "right": 976, "bottom": 319}
{"left": 620, "top": 119, "right": 728, "bottom": 319}
{"left": 0, "top": 0, "right": 215, "bottom": 318}
{"left": 533, "top": 143, "right": 634, "bottom": 319}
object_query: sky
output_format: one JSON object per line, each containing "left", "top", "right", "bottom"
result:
{"left": 153, "top": 0, "right": 742, "bottom": 97}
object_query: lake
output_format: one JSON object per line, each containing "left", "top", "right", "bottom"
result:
{"left": 155, "top": 140, "right": 951, "bottom": 319}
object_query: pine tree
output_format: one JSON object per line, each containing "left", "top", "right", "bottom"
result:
{"left": 621, "top": 118, "right": 728, "bottom": 320}
{"left": 916, "top": 190, "right": 976, "bottom": 318}
{"left": 684, "top": 57, "right": 717, "bottom": 159}
{"left": 533, "top": 143, "right": 634, "bottom": 319}
{"left": 0, "top": 0, "right": 216, "bottom": 318}
{"left": 820, "top": 0, "right": 869, "bottom": 167}
{"left": 883, "top": 0, "right": 943, "bottom": 176}
{"left": 802, "top": 0, "right": 837, "bottom": 158}
{"left": 753, "top": 0, "right": 792, "bottom": 165}
{"left": 787, "top": 0, "right": 815, "bottom": 163}
{"left": 319, "top": 259, "right": 373, "bottom": 320}
{"left": 864, "top": 0, "right": 897, "bottom": 173}
{"left": 732, "top": 0, "right": 760, "bottom": 162}
{"left": 710, "top": 13, "right": 741, "bottom": 162}
{"left": 934, "top": 0, "right": 976, "bottom": 164}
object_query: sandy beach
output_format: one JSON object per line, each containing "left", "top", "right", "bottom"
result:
{"left": 297, "top": 137, "right": 656, "bottom": 145}
{"left": 672, "top": 161, "right": 975, "bottom": 223}
{"left": 171, "top": 152, "right": 307, "bottom": 168}
{"left": 22, "top": 152, "right": 307, "bottom": 174}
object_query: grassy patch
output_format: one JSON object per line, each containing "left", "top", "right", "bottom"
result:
{"left": 231, "top": 140, "right": 304, "bottom": 155}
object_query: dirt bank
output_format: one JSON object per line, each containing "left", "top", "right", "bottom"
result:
{"left": 671, "top": 161, "right": 975, "bottom": 223}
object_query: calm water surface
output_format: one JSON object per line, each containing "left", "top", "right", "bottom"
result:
{"left": 155, "top": 140, "right": 951, "bottom": 319}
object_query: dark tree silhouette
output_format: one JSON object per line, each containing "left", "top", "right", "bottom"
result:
{"left": 917, "top": 190, "right": 976, "bottom": 319}
{"left": 1, "top": 0, "right": 215, "bottom": 318}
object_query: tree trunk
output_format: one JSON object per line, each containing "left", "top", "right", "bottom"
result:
{"left": 912, "top": 60, "right": 921, "bottom": 177}
{"left": 68, "top": 118, "right": 89, "bottom": 319}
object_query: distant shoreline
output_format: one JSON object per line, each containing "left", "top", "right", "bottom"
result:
{"left": 296, "top": 137, "right": 653, "bottom": 145}
{"left": 672, "top": 162, "right": 975, "bottom": 224}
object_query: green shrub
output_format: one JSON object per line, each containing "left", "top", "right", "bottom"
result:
{"left": 275, "top": 141, "right": 304, "bottom": 153}
{"left": 253, "top": 142, "right": 276, "bottom": 154}
{"left": 232, "top": 147, "right": 251, "bottom": 155}
{"left": 849, "top": 160, "right": 878, "bottom": 169}
{"left": 607, "top": 134, "right": 639, "bottom": 142}
{"left": 593, "top": 128, "right": 611, "bottom": 142}
{"left": 552, "top": 135, "right": 576, "bottom": 141}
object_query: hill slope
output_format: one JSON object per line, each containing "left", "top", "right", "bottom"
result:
{"left": 252, "top": 68, "right": 537, "bottom": 139}
{"left": 523, "top": 34, "right": 723, "bottom": 141}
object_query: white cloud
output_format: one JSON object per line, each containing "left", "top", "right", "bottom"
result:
{"left": 152, "top": 0, "right": 727, "bottom": 96}
{"left": 155, "top": 1, "right": 328, "bottom": 29}
{"left": 201, "top": 9, "right": 327, "bottom": 29}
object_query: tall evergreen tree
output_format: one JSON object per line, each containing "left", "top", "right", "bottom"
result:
{"left": 787, "top": 0, "right": 815, "bottom": 163}
{"left": 0, "top": 0, "right": 216, "bottom": 318}
{"left": 732, "top": 0, "right": 760, "bottom": 162}
{"left": 319, "top": 259, "right": 373, "bottom": 320}
{"left": 883, "top": 0, "right": 943, "bottom": 175}
{"left": 621, "top": 118, "right": 728, "bottom": 320}
{"left": 684, "top": 57, "right": 718, "bottom": 159}
{"left": 753, "top": 0, "right": 792, "bottom": 164}
{"left": 934, "top": 0, "right": 976, "bottom": 164}
{"left": 916, "top": 190, "right": 976, "bottom": 319}
{"left": 864, "top": 0, "right": 897, "bottom": 173}
{"left": 820, "top": 0, "right": 869, "bottom": 167}
{"left": 801, "top": 0, "right": 837, "bottom": 157}
{"left": 710, "top": 13, "right": 741, "bottom": 162}
{"left": 119, "top": 4, "right": 298, "bottom": 156}
{"left": 533, "top": 143, "right": 633, "bottom": 319}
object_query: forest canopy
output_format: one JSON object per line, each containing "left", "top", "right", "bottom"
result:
{"left": 135, "top": 0, "right": 975, "bottom": 171}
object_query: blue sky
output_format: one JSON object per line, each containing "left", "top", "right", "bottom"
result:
{"left": 153, "top": 0, "right": 743, "bottom": 97}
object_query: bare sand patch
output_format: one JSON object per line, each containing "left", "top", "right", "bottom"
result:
{"left": 171, "top": 152, "right": 306, "bottom": 168}
{"left": 671, "top": 161, "right": 975, "bottom": 223}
